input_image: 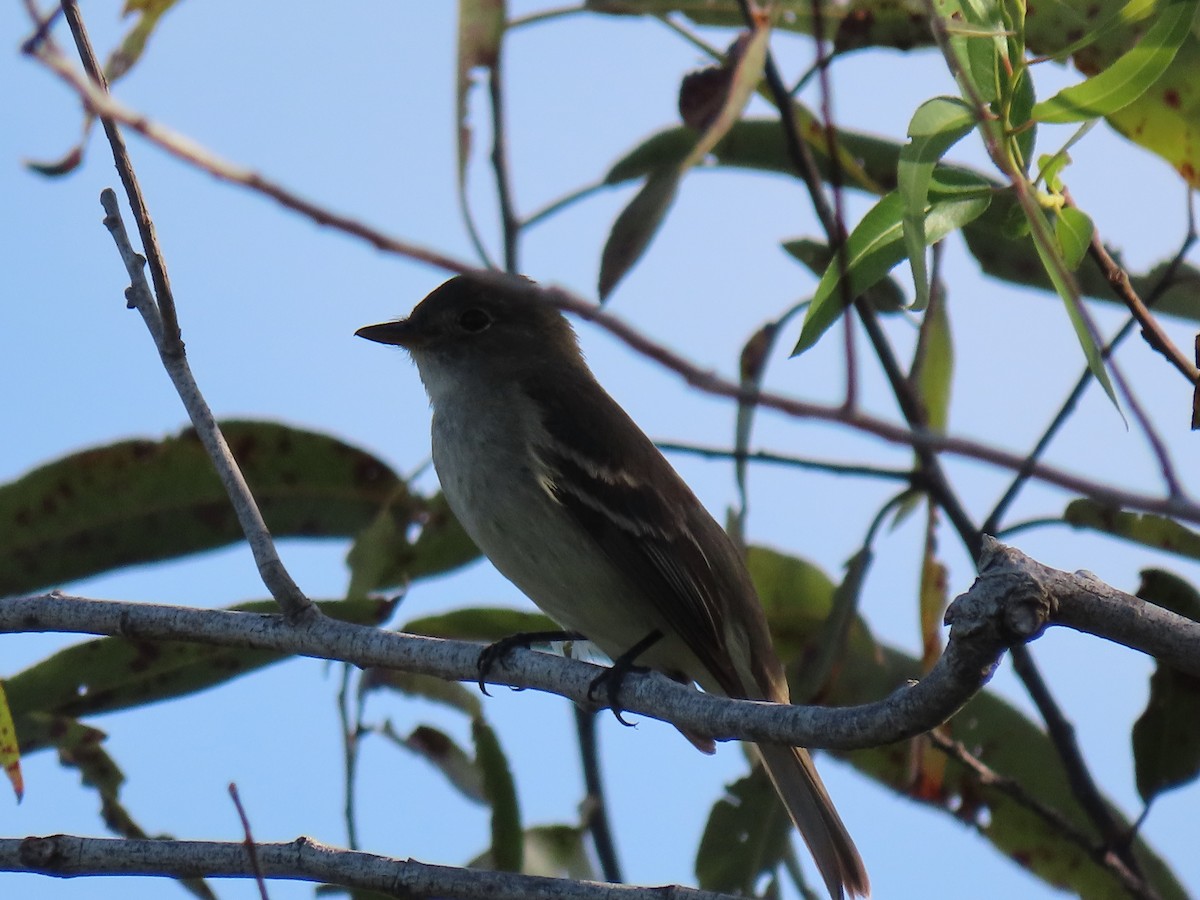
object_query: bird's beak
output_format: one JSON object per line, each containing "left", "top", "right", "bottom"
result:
{"left": 355, "top": 319, "right": 418, "bottom": 348}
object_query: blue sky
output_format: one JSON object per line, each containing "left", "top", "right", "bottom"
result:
{"left": 3, "top": 2, "right": 1199, "bottom": 898}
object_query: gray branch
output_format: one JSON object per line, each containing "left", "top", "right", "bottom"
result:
{"left": 2, "top": 538, "right": 1196, "bottom": 753}
{"left": 1, "top": 835, "right": 735, "bottom": 899}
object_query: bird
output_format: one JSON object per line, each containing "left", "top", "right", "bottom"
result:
{"left": 356, "top": 270, "right": 869, "bottom": 899}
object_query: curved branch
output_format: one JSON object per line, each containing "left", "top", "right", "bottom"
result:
{"left": 3, "top": 540, "right": 1196, "bottom": 750}
{"left": 1, "top": 834, "right": 731, "bottom": 900}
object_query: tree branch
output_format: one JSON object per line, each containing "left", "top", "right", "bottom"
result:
{"left": 1, "top": 834, "right": 732, "bottom": 900}
{"left": 3, "top": 540, "right": 1197, "bottom": 748}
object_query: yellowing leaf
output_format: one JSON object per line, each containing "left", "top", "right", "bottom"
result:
{"left": 0, "top": 681, "right": 22, "bottom": 801}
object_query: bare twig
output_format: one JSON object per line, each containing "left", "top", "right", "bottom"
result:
{"left": 4, "top": 834, "right": 733, "bottom": 900}
{"left": 98, "top": 191, "right": 313, "bottom": 621}
{"left": 1075, "top": 195, "right": 1200, "bottom": 386}
{"left": 574, "top": 707, "right": 624, "bottom": 883}
{"left": 656, "top": 442, "right": 914, "bottom": 481}
{"left": 983, "top": 214, "right": 1198, "bottom": 533}
{"left": 1008, "top": 645, "right": 1138, "bottom": 868}
{"left": 25, "top": 36, "right": 467, "bottom": 274}
{"left": 228, "top": 784, "right": 270, "bottom": 900}
{"left": 58, "top": 0, "right": 180, "bottom": 344}
{"left": 488, "top": 43, "right": 520, "bottom": 273}
{"left": 929, "top": 733, "right": 1158, "bottom": 900}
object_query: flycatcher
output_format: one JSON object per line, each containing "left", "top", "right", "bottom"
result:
{"left": 356, "top": 271, "right": 869, "bottom": 899}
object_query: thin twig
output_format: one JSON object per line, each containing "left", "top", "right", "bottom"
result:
{"left": 1073, "top": 192, "right": 1200, "bottom": 385}
{"left": 928, "top": 733, "right": 1159, "bottom": 900}
{"left": 338, "top": 664, "right": 362, "bottom": 851}
{"left": 921, "top": 2, "right": 1148, "bottom": 860}
{"left": 228, "top": 784, "right": 270, "bottom": 900}
{"left": 982, "top": 218, "right": 1198, "bottom": 534}
{"left": 26, "top": 37, "right": 468, "bottom": 274}
{"left": 574, "top": 707, "right": 624, "bottom": 883}
{"left": 657, "top": 441, "right": 913, "bottom": 481}
{"left": 1008, "top": 645, "right": 1139, "bottom": 874}
{"left": 546, "top": 289, "right": 1200, "bottom": 525}
{"left": 489, "top": 42, "right": 520, "bottom": 273}
{"left": 58, "top": 0, "right": 180, "bottom": 345}
{"left": 98, "top": 191, "right": 312, "bottom": 621}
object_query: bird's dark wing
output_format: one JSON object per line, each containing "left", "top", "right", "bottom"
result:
{"left": 522, "top": 372, "right": 775, "bottom": 699}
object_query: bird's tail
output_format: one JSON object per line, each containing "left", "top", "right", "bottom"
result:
{"left": 755, "top": 742, "right": 870, "bottom": 899}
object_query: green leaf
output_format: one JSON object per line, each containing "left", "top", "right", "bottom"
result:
{"left": 781, "top": 239, "right": 907, "bottom": 312}
{"left": 106, "top": 0, "right": 186, "bottom": 81}
{"left": 346, "top": 492, "right": 480, "bottom": 597}
{"left": 4, "top": 598, "right": 392, "bottom": 724}
{"left": 468, "top": 825, "right": 594, "bottom": 879}
{"left": 1064, "top": 500, "right": 1200, "bottom": 559}
{"left": 0, "top": 421, "right": 402, "bottom": 598}
{"left": 403, "top": 608, "right": 558, "bottom": 643}
{"left": 597, "top": 170, "right": 680, "bottom": 300}
{"left": 1023, "top": 202, "right": 1120, "bottom": 409}
{"left": 745, "top": 544, "right": 1188, "bottom": 899}
{"left": 519, "top": 825, "right": 594, "bottom": 879}
{"left": 605, "top": 119, "right": 1200, "bottom": 321}
{"left": 1032, "top": 0, "right": 1198, "bottom": 122}
{"left": 474, "top": 718, "right": 522, "bottom": 871}
{"left": 695, "top": 768, "right": 791, "bottom": 893}
{"left": 598, "top": 25, "right": 768, "bottom": 299}
{"left": 911, "top": 292, "right": 955, "bottom": 434}
{"left": 793, "top": 190, "right": 990, "bottom": 355}
{"left": 899, "top": 97, "right": 976, "bottom": 308}
{"left": 1055, "top": 207, "right": 1095, "bottom": 269}
{"left": 1132, "top": 570, "right": 1200, "bottom": 802}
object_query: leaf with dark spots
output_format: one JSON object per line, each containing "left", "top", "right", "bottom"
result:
{"left": 0, "top": 420, "right": 403, "bottom": 597}
{"left": 5, "top": 597, "right": 392, "bottom": 725}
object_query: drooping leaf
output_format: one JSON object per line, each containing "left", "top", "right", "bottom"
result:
{"left": 597, "top": 170, "right": 681, "bottom": 300}
{"left": 107, "top": 0, "right": 186, "bottom": 80}
{"left": 598, "top": 25, "right": 769, "bottom": 299}
{"left": 399, "top": 724, "right": 487, "bottom": 804}
{"left": 1022, "top": 200, "right": 1121, "bottom": 409}
{"left": 474, "top": 717, "right": 522, "bottom": 872}
{"left": 917, "top": 506, "right": 949, "bottom": 671}
{"left": 910, "top": 290, "right": 955, "bottom": 433}
{"left": 1132, "top": 570, "right": 1200, "bottom": 802}
{"left": 1064, "top": 500, "right": 1200, "bottom": 559}
{"left": 1033, "top": 0, "right": 1198, "bottom": 123}
{"left": 0, "top": 421, "right": 402, "bottom": 598}
{"left": 899, "top": 96, "right": 977, "bottom": 308}
{"left": 455, "top": 0, "right": 507, "bottom": 229}
{"left": 695, "top": 767, "right": 791, "bottom": 893}
{"left": 793, "top": 188, "right": 990, "bottom": 355}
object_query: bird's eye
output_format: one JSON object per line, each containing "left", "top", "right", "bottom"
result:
{"left": 458, "top": 307, "right": 493, "bottom": 333}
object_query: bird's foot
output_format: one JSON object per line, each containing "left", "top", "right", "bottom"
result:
{"left": 476, "top": 630, "right": 585, "bottom": 695}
